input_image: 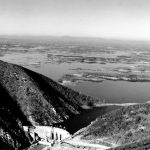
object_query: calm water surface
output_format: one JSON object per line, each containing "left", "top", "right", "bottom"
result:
{"left": 67, "top": 80, "right": 150, "bottom": 103}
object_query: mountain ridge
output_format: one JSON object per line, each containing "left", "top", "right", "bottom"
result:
{"left": 0, "top": 60, "right": 101, "bottom": 149}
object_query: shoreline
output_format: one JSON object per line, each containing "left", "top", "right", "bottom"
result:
{"left": 94, "top": 102, "right": 137, "bottom": 107}
{"left": 81, "top": 102, "right": 137, "bottom": 110}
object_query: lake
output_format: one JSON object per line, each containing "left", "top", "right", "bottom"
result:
{"left": 2, "top": 36, "right": 150, "bottom": 133}
{"left": 1, "top": 36, "right": 150, "bottom": 104}
{"left": 67, "top": 80, "right": 150, "bottom": 103}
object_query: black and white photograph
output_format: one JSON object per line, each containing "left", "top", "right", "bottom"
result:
{"left": 1, "top": 0, "right": 150, "bottom": 149}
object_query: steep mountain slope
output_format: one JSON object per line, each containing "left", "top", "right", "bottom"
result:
{"left": 0, "top": 60, "right": 100, "bottom": 126}
{"left": 0, "top": 60, "right": 101, "bottom": 149}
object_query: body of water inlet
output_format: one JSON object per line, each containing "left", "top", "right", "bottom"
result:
{"left": 55, "top": 106, "right": 120, "bottom": 134}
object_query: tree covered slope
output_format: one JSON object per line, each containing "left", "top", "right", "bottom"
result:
{"left": 0, "top": 60, "right": 101, "bottom": 149}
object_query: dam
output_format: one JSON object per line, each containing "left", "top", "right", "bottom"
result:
{"left": 23, "top": 126, "right": 71, "bottom": 145}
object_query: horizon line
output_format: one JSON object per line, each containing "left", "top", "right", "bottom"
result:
{"left": 0, "top": 34, "right": 150, "bottom": 43}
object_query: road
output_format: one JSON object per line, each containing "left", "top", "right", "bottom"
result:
{"left": 64, "top": 140, "right": 110, "bottom": 150}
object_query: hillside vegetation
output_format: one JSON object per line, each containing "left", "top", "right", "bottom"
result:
{"left": 0, "top": 60, "right": 102, "bottom": 149}
{"left": 0, "top": 60, "right": 101, "bottom": 126}
{"left": 81, "top": 103, "right": 150, "bottom": 148}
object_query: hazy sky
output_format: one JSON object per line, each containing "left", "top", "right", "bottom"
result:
{"left": 0, "top": 0, "right": 150, "bottom": 40}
